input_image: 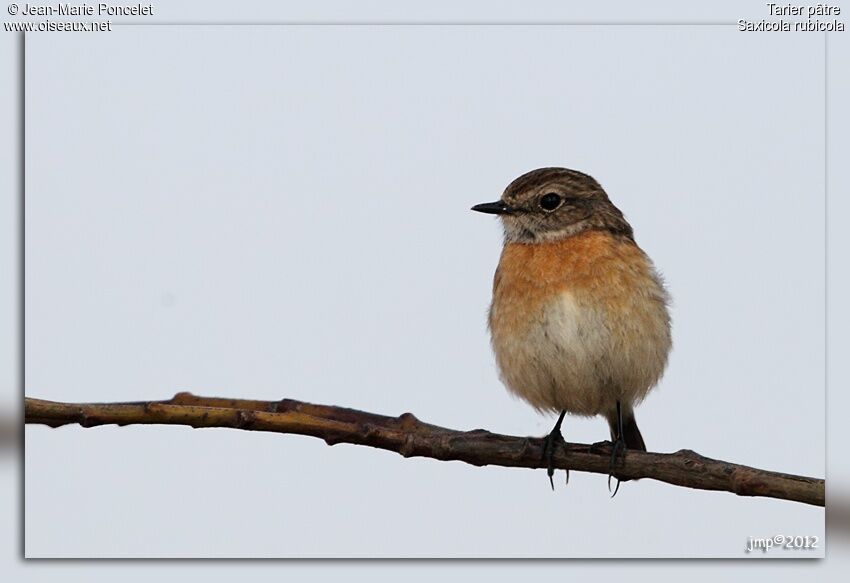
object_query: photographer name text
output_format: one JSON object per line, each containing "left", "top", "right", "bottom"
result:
{"left": 16, "top": 3, "right": 152, "bottom": 16}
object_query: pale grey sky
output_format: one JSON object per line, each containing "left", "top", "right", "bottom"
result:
{"left": 6, "top": 0, "right": 846, "bottom": 576}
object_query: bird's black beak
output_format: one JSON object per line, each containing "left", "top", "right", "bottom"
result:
{"left": 471, "top": 200, "right": 514, "bottom": 215}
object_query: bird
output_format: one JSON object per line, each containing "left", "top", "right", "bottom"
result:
{"left": 472, "top": 167, "right": 671, "bottom": 493}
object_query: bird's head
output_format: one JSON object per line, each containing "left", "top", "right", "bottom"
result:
{"left": 472, "top": 167, "right": 633, "bottom": 243}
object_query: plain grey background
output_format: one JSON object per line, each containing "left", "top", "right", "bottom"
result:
{"left": 4, "top": 0, "right": 847, "bottom": 576}
{"left": 22, "top": 22, "right": 825, "bottom": 558}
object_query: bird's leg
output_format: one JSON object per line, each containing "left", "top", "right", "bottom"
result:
{"left": 542, "top": 409, "right": 568, "bottom": 490}
{"left": 608, "top": 400, "right": 626, "bottom": 497}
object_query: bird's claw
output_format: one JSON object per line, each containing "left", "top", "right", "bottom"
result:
{"left": 542, "top": 429, "right": 568, "bottom": 491}
{"left": 607, "top": 437, "right": 626, "bottom": 497}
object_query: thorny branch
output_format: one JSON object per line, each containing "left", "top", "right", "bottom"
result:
{"left": 25, "top": 393, "right": 825, "bottom": 507}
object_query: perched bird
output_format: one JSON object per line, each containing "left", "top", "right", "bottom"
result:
{"left": 472, "top": 167, "right": 671, "bottom": 491}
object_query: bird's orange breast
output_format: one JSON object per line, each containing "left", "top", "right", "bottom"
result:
{"left": 491, "top": 230, "right": 652, "bottom": 336}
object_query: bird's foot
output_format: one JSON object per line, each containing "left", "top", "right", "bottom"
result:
{"left": 607, "top": 436, "right": 627, "bottom": 498}
{"left": 541, "top": 427, "right": 569, "bottom": 490}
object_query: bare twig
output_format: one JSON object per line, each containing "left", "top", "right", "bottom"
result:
{"left": 25, "top": 393, "right": 824, "bottom": 507}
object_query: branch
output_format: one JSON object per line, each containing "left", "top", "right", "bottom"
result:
{"left": 25, "top": 393, "right": 824, "bottom": 507}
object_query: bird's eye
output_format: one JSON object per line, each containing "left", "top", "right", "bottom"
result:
{"left": 539, "top": 193, "right": 562, "bottom": 211}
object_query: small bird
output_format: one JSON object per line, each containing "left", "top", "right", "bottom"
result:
{"left": 472, "top": 167, "right": 671, "bottom": 492}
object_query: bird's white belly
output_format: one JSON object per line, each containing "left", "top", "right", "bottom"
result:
{"left": 492, "top": 290, "right": 663, "bottom": 416}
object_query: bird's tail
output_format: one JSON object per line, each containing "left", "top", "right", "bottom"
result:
{"left": 607, "top": 408, "right": 647, "bottom": 452}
